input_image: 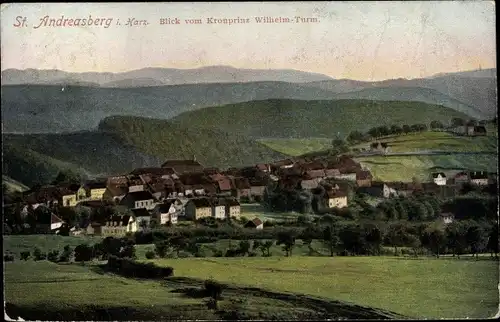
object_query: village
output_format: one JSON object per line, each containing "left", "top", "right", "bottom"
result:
{"left": 12, "top": 147, "right": 496, "bottom": 238}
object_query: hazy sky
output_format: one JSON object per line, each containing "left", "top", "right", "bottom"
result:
{"left": 0, "top": 2, "right": 496, "bottom": 81}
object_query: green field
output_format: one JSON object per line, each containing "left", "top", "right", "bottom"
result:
{"left": 257, "top": 138, "right": 333, "bottom": 156}
{"left": 353, "top": 131, "right": 498, "bottom": 153}
{"left": 3, "top": 235, "right": 102, "bottom": 257}
{"left": 241, "top": 203, "right": 311, "bottom": 222}
{"left": 147, "top": 256, "right": 498, "bottom": 319}
{"left": 355, "top": 154, "right": 498, "bottom": 182}
{"left": 4, "top": 260, "right": 405, "bottom": 320}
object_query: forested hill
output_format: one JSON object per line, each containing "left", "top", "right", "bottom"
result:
{"left": 171, "top": 99, "right": 472, "bottom": 139}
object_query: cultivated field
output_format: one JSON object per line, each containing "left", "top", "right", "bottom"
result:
{"left": 240, "top": 203, "right": 310, "bottom": 222}
{"left": 257, "top": 138, "right": 333, "bottom": 156}
{"left": 353, "top": 131, "right": 498, "bottom": 153}
{"left": 355, "top": 154, "right": 498, "bottom": 182}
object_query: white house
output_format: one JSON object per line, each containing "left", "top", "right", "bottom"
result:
{"left": 212, "top": 199, "right": 226, "bottom": 219}
{"left": 154, "top": 201, "right": 178, "bottom": 225}
{"left": 432, "top": 173, "right": 447, "bottom": 186}
{"left": 131, "top": 208, "right": 152, "bottom": 231}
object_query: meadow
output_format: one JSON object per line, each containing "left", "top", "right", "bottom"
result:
{"left": 355, "top": 153, "right": 498, "bottom": 182}
{"left": 240, "top": 203, "right": 311, "bottom": 222}
{"left": 353, "top": 131, "right": 498, "bottom": 153}
{"left": 4, "top": 234, "right": 498, "bottom": 320}
{"left": 257, "top": 138, "right": 333, "bottom": 156}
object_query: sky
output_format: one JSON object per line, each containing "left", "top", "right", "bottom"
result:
{"left": 0, "top": 1, "right": 496, "bottom": 81}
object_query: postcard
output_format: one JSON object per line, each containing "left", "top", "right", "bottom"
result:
{"left": 2, "top": 2, "right": 498, "bottom": 321}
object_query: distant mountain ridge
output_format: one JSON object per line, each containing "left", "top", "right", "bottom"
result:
{"left": 1, "top": 66, "right": 334, "bottom": 86}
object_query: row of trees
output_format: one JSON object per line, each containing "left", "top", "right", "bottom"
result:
{"left": 344, "top": 117, "right": 482, "bottom": 145}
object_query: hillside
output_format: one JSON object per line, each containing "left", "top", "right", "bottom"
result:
{"left": 1, "top": 82, "right": 340, "bottom": 133}
{"left": 331, "top": 87, "right": 485, "bottom": 119}
{"left": 2, "top": 116, "right": 285, "bottom": 187}
{"left": 2, "top": 175, "right": 29, "bottom": 192}
{"left": 305, "top": 72, "right": 497, "bottom": 118}
{"left": 1, "top": 66, "right": 333, "bottom": 86}
{"left": 171, "top": 99, "right": 472, "bottom": 139}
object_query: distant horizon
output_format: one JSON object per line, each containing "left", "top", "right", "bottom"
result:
{"left": 1, "top": 2, "right": 496, "bottom": 81}
{"left": 1, "top": 65, "right": 496, "bottom": 82}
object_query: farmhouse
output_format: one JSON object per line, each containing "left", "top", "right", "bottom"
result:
{"left": 232, "top": 177, "right": 252, "bottom": 200}
{"left": 225, "top": 198, "right": 241, "bottom": 218}
{"left": 153, "top": 201, "right": 178, "bottom": 225}
{"left": 101, "top": 215, "right": 137, "bottom": 237}
{"left": 127, "top": 175, "right": 146, "bottom": 192}
{"left": 470, "top": 171, "right": 489, "bottom": 185}
{"left": 119, "top": 190, "right": 156, "bottom": 210}
{"left": 185, "top": 198, "right": 212, "bottom": 220}
{"left": 454, "top": 171, "right": 470, "bottom": 184}
{"left": 244, "top": 217, "right": 264, "bottom": 229}
{"left": 78, "top": 180, "right": 107, "bottom": 201}
{"left": 431, "top": 173, "right": 447, "bottom": 186}
{"left": 324, "top": 189, "right": 348, "bottom": 209}
{"left": 85, "top": 222, "right": 102, "bottom": 236}
{"left": 103, "top": 185, "right": 128, "bottom": 203}
{"left": 356, "top": 170, "right": 373, "bottom": 187}
{"left": 210, "top": 198, "right": 226, "bottom": 219}
{"left": 131, "top": 208, "right": 152, "bottom": 231}
{"left": 440, "top": 213, "right": 455, "bottom": 225}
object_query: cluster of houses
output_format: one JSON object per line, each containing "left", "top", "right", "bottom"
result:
{"left": 13, "top": 153, "right": 497, "bottom": 236}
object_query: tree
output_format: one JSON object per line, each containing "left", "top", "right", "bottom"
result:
{"left": 169, "top": 235, "right": 188, "bottom": 257}
{"left": 33, "top": 247, "right": 46, "bottom": 261}
{"left": 20, "top": 251, "right": 30, "bottom": 261}
{"left": 346, "top": 130, "right": 365, "bottom": 144}
{"left": 422, "top": 227, "right": 446, "bottom": 258}
{"left": 238, "top": 240, "right": 251, "bottom": 256}
{"left": 430, "top": 120, "right": 444, "bottom": 130}
{"left": 486, "top": 225, "right": 499, "bottom": 258}
{"left": 368, "top": 127, "right": 381, "bottom": 138}
{"left": 407, "top": 234, "right": 421, "bottom": 257}
{"left": 205, "top": 279, "right": 223, "bottom": 310}
{"left": 52, "top": 170, "right": 82, "bottom": 185}
{"left": 445, "top": 222, "right": 467, "bottom": 258}
{"left": 389, "top": 125, "right": 403, "bottom": 135}
{"left": 451, "top": 117, "right": 465, "bottom": 127}
{"left": 363, "top": 224, "right": 384, "bottom": 255}
{"left": 323, "top": 225, "right": 339, "bottom": 257}
{"left": 139, "top": 219, "right": 150, "bottom": 231}
{"left": 277, "top": 231, "right": 296, "bottom": 256}
{"left": 385, "top": 223, "right": 407, "bottom": 255}
{"left": 47, "top": 250, "right": 60, "bottom": 262}
{"left": 466, "top": 224, "right": 488, "bottom": 259}
{"left": 154, "top": 240, "right": 171, "bottom": 258}
{"left": 74, "top": 244, "right": 93, "bottom": 262}
{"left": 119, "top": 244, "right": 137, "bottom": 259}
{"left": 402, "top": 124, "right": 411, "bottom": 134}
{"left": 59, "top": 245, "right": 73, "bottom": 262}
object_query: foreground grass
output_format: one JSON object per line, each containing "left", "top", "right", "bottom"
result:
{"left": 4, "top": 260, "right": 403, "bottom": 320}
{"left": 355, "top": 153, "right": 498, "bottom": 182}
{"left": 3, "top": 235, "right": 102, "bottom": 257}
{"left": 257, "top": 138, "right": 333, "bottom": 156}
{"left": 150, "top": 256, "right": 498, "bottom": 319}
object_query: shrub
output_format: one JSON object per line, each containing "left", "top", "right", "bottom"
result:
{"left": 145, "top": 250, "right": 156, "bottom": 259}
{"left": 74, "top": 244, "right": 93, "bottom": 262}
{"left": 248, "top": 251, "right": 257, "bottom": 257}
{"left": 105, "top": 255, "right": 174, "bottom": 279}
{"left": 213, "top": 249, "right": 223, "bottom": 257}
{"left": 58, "top": 245, "right": 73, "bottom": 262}
{"left": 4, "top": 253, "right": 15, "bottom": 262}
{"left": 33, "top": 247, "right": 46, "bottom": 261}
{"left": 119, "top": 245, "right": 137, "bottom": 259}
{"left": 155, "top": 241, "right": 170, "bottom": 258}
{"left": 47, "top": 250, "right": 60, "bottom": 262}
{"left": 204, "top": 279, "right": 223, "bottom": 300}
{"left": 20, "top": 251, "right": 30, "bottom": 261}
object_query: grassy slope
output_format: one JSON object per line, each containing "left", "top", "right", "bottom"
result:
{"left": 150, "top": 257, "right": 498, "bottom": 319}
{"left": 4, "top": 260, "right": 403, "bottom": 320}
{"left": 356, "top": 154, "right": 498, "bottom": 182}
{"left": 172, "top": 99, "right": 471, "bottom": 139}
{"left": 2, "top": 175, "right": 29, "bottom": 192}
{"left": 257, "top": 138, "right": 333, "bottom": 156}
{"left": 353, "top": 131, "right": 498, "bottom": 153}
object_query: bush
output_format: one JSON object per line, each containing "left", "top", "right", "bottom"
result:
{"left": 204, "top": 279, "right": 223, "bottom": 300}
{"left": 33, "top": 247, "right": 46, "bottom": 261}
{"left": 4, "top": 253, "right": 15, "bottom": 262}
{"left": 213, "top": 249, "right": 223, "bottom": 257}
{"left": 248, "top": 251, "right": 257, "bottom": 257}
{"left": 58, "top": 245, "right": 73, "bottom": 262}
{"left": 105, "top": 255, "right": 174, "bottom": 279}
{"left": 145, "top": 250, "right": 156, "bottom": 259}
{"left": 20, "top": 251, "right": 30, "bottom": 261}
{"left": 47, "top": 250, "right": 60, "bottom": 262}
{"left": 119, "top": 245, "right": 137, "bottom": 259}
{"left": 74, "top": 244, "right": 93, "bottom": 262}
